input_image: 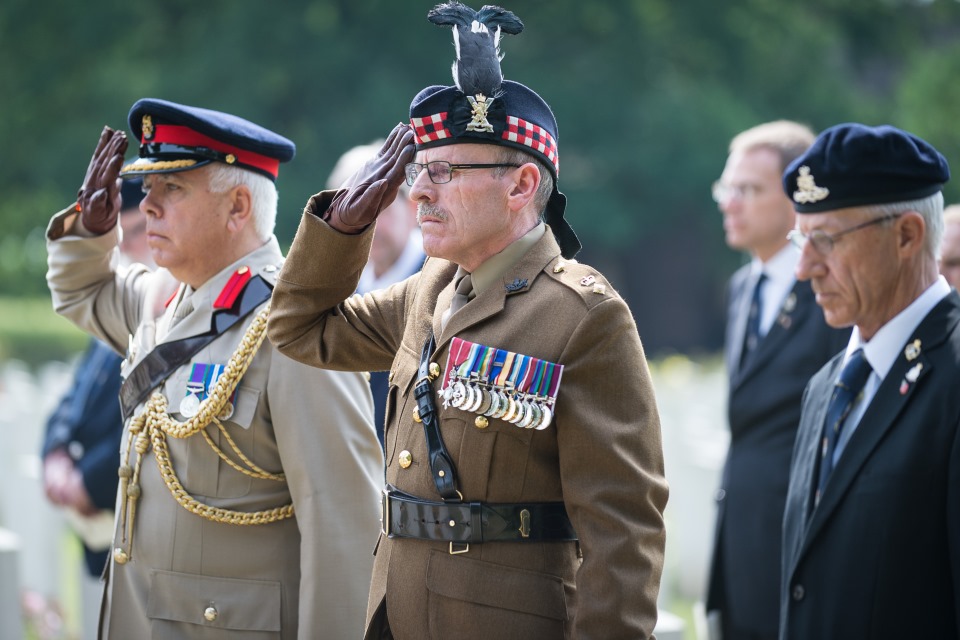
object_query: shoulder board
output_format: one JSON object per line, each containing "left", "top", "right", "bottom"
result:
{"left": 545, "top": 258, "right": 616, "bottom": 303}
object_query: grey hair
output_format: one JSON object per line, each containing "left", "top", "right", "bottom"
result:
{"left": 862, "top": 191, "right": 944, "bottom": 259}
{"left": 494, "top": 148, "right": 554, "bottom": 220}
{"left": 205, "top": 163, "right": 278, "bottom": 242}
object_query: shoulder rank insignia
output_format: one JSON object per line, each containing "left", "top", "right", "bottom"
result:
{"left": 505, "top": 278, "right": 528, "bottom": 292}
{"left": 437, "top": 337, "right": 564, "bottom": 431}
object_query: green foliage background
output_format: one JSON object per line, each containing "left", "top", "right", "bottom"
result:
{"left": 3, "top": 0, "right": 959, "bottom": 356}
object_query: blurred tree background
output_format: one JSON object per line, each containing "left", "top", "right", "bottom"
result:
{"left": 3, "top": 0, "right": 959, "bottom": 359}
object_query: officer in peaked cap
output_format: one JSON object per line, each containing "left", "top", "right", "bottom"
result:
{"left": 46, "top": 99, "right": 383, "bottom": 639}
{"left": 778, "top": 123, "right": 960, "bottom": 640}
{"left": 267, "top": 3, "right": 668, "bottom": 638}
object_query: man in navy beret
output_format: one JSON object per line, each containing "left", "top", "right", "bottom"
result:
{"left": 268, "top": 2, "right": 668, "bottom": 638}
{"left": 779, "top": 123, "right": 960, "bottom": 639}
{"left": 45, "top": 99, "right": 384, "bottom": 639}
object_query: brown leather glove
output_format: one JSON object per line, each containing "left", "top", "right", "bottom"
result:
{"left": 76, "top": 126, "right": 129, "bottom": 235}
{"left": 325, "top": 123, "right": 415, "bottom": 233}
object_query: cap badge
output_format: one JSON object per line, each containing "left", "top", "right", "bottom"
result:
{"left": 142, "top": 115, "right": 154, "bottom": 140}
{"left": 793, "top": 166, "right": 830, "bottom": 204}
{"left": 466, "top": 93, "right": 495, "bottom": 133}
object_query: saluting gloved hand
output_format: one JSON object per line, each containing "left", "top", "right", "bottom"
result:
{"left": 325, "top": 123, "right": 415, "bottom": 233}
{"left": 76, "top": 126, "right": 129, "bottom": 235}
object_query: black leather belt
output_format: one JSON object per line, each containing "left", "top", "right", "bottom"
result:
{"left": 381, "top": 485, "right": 577, "bottom": 545}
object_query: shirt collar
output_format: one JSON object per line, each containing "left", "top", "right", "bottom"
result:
{"left": 847, "top": 275, "right": 951, "bottom": 378}
{"left": 751, "top": 243, "right": 799, "bottom": 286}
{"left": 470, "top": 223, "right": 545, "bottom": 295}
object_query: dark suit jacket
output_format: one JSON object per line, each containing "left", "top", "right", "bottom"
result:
{"left": 780, "top": 291, "right": 960, "bottom": 640}
{"left": 42, "top": 338, "right": 124, "bottom": 576}
{"left": 707, "top": 265, "right": 848, "bottom": 635}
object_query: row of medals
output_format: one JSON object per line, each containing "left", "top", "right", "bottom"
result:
{"left": 440, "top": 377, "right": 554, "bottom": 430}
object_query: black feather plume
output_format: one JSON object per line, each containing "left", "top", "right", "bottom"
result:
{"left": 428, "top": 2, "right": 524, "bottom": 97}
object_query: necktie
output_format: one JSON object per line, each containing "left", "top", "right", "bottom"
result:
{"left": 740, "top": 272, "right": 766, "bottom": 367}
{"left": 440, "top": 272, "right": 473, "bottom": 332}
{"left": 170, "top": 297, "right": 194, "bottom": 329}
{"left": 449, "top": 272, "right": 473, "bottom": 316}
{"left": 814, "top": 348, "right": 872, "bottom": 506}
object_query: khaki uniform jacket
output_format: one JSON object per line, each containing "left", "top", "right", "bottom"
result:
{"left": 268, "top": 196, "right": 669, "bottom": 640}
{"left": 46, "top": 206, "right": 384, "bottom": 640}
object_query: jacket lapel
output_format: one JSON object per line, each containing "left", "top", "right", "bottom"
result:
{"left": 725, "top": 269, "right": 752, "bottom": 376}
{"left": 798, "top": 293, "right": 960, "bottom": 556}
{"left": 732, "top": 280, "right": 809, "bottom": 388}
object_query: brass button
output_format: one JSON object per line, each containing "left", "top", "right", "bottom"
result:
{"left": 412, "top": 407, "right": 422, "bottom": 423}
{"left": 388, "top": 371, "right": 395, "bottom": 384}
{"left": 428, "top": 362, "right": 441, "bottom": 379}
{"left": 204, "top": 606, "right": 218, "bottom": 622}
{"left": 474, "top": 415, "right": 489, "bottom": 429}
{"left": 398, "top": 450, "right": 412, "bottom": 469}
{"left": 113, "top": 548, "right": 128, "bottom": 565}
{"left": 237, "top": 266, "right": 249, "bottom": 275}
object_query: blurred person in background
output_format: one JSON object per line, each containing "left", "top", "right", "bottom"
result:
{"left": 706, "top": 120, "right": 849, "bottom": 640}
{"left": 327, "top": 141, "right": 425, "bottom": 447}
{"left": 938, "top": 203, "right": 960, "bottom": 289}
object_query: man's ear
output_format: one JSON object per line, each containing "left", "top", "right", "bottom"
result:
{"left": 896, "top": 211, "right": 926, "bottom": 258}
{"left": 226, "top": 185, "right": 253, "bottom": 233}
{"left": 505, "top": 163, "right": 540, "bottom": 213}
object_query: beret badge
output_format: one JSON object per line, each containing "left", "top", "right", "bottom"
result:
{"left": 142, "top": 115, "right": 154, "bottom": 140}
{"left": 793, "top": 166, "right": 830, "bottom": 205}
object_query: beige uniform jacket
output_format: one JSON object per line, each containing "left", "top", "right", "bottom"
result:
{"left": 46, "top": 206, "right": 384, "bottom": 640}
{"left": 268, "top": 195, "right": 669, "bottom": 640}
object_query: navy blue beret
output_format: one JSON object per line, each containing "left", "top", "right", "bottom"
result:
{"left": 783, "top": 123, "right": 950, "bottom": 213}
{"left": 120, "top": 98, "right": 295, "bottom": 182}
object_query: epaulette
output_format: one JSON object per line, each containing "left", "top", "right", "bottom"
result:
{"left": 545, "top": 257, "right": 617, "bottom": 308}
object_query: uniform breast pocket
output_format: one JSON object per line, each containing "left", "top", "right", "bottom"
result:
{"left": 164, "top": 370, "right": 263, "bottom": 499}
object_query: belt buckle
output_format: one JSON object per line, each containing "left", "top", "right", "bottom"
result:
{"left": 380, "top": 487, "right": 391, "bottom": 537}
{"left": 449, "top": 542, "right": 470, "bottom": 555}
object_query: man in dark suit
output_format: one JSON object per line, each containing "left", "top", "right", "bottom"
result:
{"left": 780, "top": 123, "right": 958, "bottom": 639}
{"left": 706, "top": 121, "right": 849, "bottom": 640}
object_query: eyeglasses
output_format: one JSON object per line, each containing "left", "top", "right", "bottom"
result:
{"left": 787, "top": 213, "right": 903, "bottom": 254}
{"left": 404, "top": 161, "right": 520, "bottom": 186}
{"left": 711, "top": 181, "right": 764, "bottom": 203}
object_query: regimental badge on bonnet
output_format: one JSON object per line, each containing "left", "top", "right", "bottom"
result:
{"left": 411, "top": 1, "right": 582, "bottom": 259}
{"left": 792, "top": 166, "right": 829, "bottom": 204}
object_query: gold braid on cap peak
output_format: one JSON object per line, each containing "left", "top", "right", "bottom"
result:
{"left": 120, "top": 158, "right": 199, "bottom": 173}
{"left": 115, "top": 304, "right": 293, "bottom": 564}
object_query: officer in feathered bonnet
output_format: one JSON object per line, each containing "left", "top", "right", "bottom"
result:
{"left": 267, "top": 3, "right": 669, "bottom": 637}
{"left": 778, "top": 123, "right": 960, "bottom": 639}
{"left": 45, "top": 99, "right": 383, "bottom": 639}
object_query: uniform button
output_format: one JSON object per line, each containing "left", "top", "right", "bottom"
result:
{"left": 204, "top": 606, "right": 218, "bottom": 622}
{"left": 428, "top": 362, "right": 441, "bottom": 379}
{"left": 715, "top": 489, "right": 726, "bottom": 502}
{"left": 113, "top": 548, "right": 128, "bottom": 565}
{"left": 791, "top": 584, "right": 805, "bottom": 601}
{"left": 398, "top": 450, "right": 412, "bottom": 469}
{"left": 412, "top": 407, "right": 422, "bottom": 423}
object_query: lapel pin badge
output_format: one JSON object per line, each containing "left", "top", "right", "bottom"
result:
{"left": 900, "top": 362, "right": 923, "bottom": 395}
{"left": 904, "top": 339, "right": 921, "bottom": 361}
